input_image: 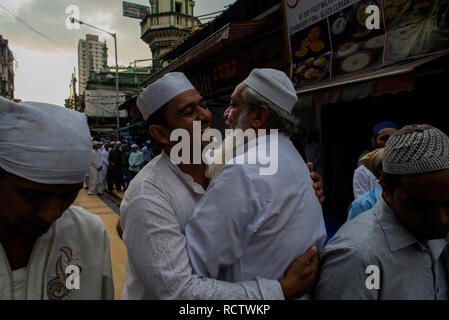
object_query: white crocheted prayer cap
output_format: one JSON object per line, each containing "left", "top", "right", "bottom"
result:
{"left": 383, "top": 124, "right": 449, "bottom": 175}
{"left": 243, "top": 68, "right": 298, "bottom": 113}
{"left": 0, "top": 96, "right": 91, "bottom": 184}
{"left": 137, "top": 72, "right": 195, "bottom": 120}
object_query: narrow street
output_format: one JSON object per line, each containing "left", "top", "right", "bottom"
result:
{"left": 73, "top": 188, "right": 126, "bottom": 300}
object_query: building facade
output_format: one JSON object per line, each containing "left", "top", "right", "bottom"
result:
{"left": 0, "top": 35, "right": 14, "bottom": 100}
{"left": 84, "top": 65, "right": 152, "bottom": 135}
{"left": 78, "top": 34, "right": 108, "bottom": 96}
{"left": 140, "top": 0, "right": 201, "bottom": 67}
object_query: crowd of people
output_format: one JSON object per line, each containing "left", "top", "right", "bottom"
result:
{"left": 84, "top": 139, "right": 153, "bottom": 195}
{"left": 0, "top": 67, "right": 448, "bottom": 300}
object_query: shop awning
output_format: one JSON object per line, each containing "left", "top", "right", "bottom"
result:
{"left": 141, "top": 19, "right": 275, "bottom": 87}
{"left": 296, "top": 50, "right": 449, "bottom": 110}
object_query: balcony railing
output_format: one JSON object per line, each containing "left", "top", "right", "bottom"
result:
{"left": 141, "top": 13, "right": 201, "bottom": 37}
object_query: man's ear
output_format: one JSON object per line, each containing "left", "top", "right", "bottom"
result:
{"left": 379, "top": 176, "right": 392, "bottom": 204}
{"left": 249, "top": 105, "right": 269, "bottom": 129}
{"left": 148, "top": 124, "right": 170, "bottom": 144}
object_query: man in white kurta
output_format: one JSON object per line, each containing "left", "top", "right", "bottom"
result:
{"left": 88, "top": 142, "right": 103, "bottom": 195}
{"left": 186, "top": 134, "right": 326, "bottom": 282}
{"left": 100, "top": 143, "right": 110, "bottom": 193}
{"left": 128, "top": 144, "right": 143, "bottom": 180}
{"left": 0, "top": 96, "right": 114, "bottom": 300}
{"left": 0, "top": 205, "right": 113, "bottom": 300}
{"left": 121, "top": 151, "right": 287, "bottom": 299}
{"left": 184, "top": 69, "right": 326, "bottom": 287}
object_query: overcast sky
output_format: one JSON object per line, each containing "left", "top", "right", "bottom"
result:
{"left": 0, "top": 0, "right": 236, "bottom": 105}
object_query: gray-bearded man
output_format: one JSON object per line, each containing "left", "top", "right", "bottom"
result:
{"left": 185, "top": 69, "right": 327, "bottom": 299}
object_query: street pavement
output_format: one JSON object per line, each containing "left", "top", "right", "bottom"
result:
{"left": 73, "top": 188, "right": 126, "bottom": 300}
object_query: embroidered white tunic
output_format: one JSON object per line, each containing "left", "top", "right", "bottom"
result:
{"left": 120, "top": 152, "right": 285, "bottom": 300}
{"left": 0, "top": 206, "right": 114, "bottom": 300}
{"left": 185, "top": 134, "right": 327, "bottom": 284}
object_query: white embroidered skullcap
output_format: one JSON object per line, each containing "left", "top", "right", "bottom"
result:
{"left": 137, "top": 72, "right": 195, "bottom": 120}
{"left": 131, "top": 144, "right": 138, "bottom": 148}
{"left": 0, "top": 96, "right": 91, "bottom": 184}
{"left": 243, "top": 68, "right": 298, "bottom": 113}
{"left": 115, "top": 141, "right": 122, "bottom": 145}
{"left": 383, "top": 124, "right": 449, "bottom": 175}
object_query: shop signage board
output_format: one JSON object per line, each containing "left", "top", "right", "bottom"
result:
{"left": 123, "top": 1, "right": 151, "bottom": 19}
{"left": 85, "top": 90, "right": 128, "bottom": 118}
{"left": 283, "top": 0, "right": 449, "bottom": 85}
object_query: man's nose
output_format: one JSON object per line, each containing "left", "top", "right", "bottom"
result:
{"left": 197, "top": 106, "right": 211, "bottom": 124}
{"left": 37, "top": 198, "right": 62, "bottom": 224}
{"left": 223, "top": 107, "right": 230, "bottom": 119}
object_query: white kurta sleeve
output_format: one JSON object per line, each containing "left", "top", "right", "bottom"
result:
{"left": 101, "top": 227, "right": 115, "bottom": 300}
{"left": 121, "top": 187, "right": 283, "bottom": 300}
{"left": 353, "top": 165, "right": 369, "bottom": 199}
{"left": 185, "top": 165, "right": 261, "bottom": 279}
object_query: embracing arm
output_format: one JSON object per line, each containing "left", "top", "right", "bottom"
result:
{"left": 121, "top": 192, "right": 284, "bottom": 300}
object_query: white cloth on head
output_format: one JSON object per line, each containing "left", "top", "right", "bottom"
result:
{"left": 243, "top": 68, "right": 298, "bottom": 113}
{"left": 137, "top": 72, "right": 195, "bottom": 120}
{"left": 0, "top": 97, "right": 91, "bottom": 184}
{"left": 353, "top": 164, "right": 379, "bottom": 199}
{"left": 0, "top": 206, "right": 114, "bottom": 300}
{"left": 185, "top": 134, "right": 326, "bottom": 297}
{"left": 120, "top": 151, "right": 285, "bottom": 300}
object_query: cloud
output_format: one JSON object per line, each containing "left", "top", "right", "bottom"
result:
{"left": 1, "top": 0, "right": 237, "bottom": 104}
{"left": 13, "top": 47, "right": 77, "bottom": 105}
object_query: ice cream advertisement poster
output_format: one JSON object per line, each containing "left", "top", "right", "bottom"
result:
{"left": 283, "top": 0, "right": 449, "bottom": 84}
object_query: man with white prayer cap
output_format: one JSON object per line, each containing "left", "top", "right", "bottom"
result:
{"left": 184, "top": 69, "right": 327, "bottom": 299}
{"left": 0, "top": 96, "right": 114, "bottom": 300}
{"left": 120, "top": 71, "right": 323, "bottom": 300}
{"left": 88, "top": 141, "right": 103, "bottom": 195}
{"left": 128, "top": 144, "right": 143, "bottom": 180}
{"left": 315, "top": 124, "right": 449, "bottom": 299}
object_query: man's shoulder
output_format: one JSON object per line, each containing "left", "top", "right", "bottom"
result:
{"left": 123, "top": 154, "right": 176, "bottom": 200}
{"left": 57, "top": 206, "right": 107, "bottom": 239}
{"left": 323, "top": 211, "right": 385, "bottom": 257}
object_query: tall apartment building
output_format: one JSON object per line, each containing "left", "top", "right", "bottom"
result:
{"left": 78, "top": 34, "right": 107, "bottom": 96}
{"left": 0, "top": 35, "right": 14, "bottom": 100}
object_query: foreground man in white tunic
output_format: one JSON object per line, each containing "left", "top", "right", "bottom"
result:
{"left": 120, "top": 72, "right": 323, "bottom": 300}
{"left": 185, "top": 69, "right": 327, "bottom": 291}
{"left": 0, "top": 97, "right": 114, "bottom": 300}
